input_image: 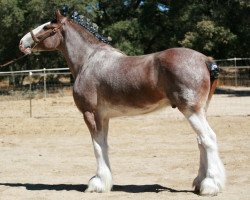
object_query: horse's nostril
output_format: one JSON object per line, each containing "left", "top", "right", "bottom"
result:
{"left": 19, "top": 43, "right": 23, "bottom": 48}
{"left": 19, "top": 42, "right": 25, "bottom": 49}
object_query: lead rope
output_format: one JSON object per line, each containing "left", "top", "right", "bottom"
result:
{"left": 0, "top": 41, "right": 42, "bottom": 68}
{"left": 0, "top": 54, "right": 28, "bottom": 68}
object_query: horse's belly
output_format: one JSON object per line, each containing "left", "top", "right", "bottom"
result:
{"left": 103, "top": 99, "right": 170, "bottom": 118}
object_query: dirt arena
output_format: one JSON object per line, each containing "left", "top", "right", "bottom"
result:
{"left": 0, "top": 94, "right": 249, "bottom": 200}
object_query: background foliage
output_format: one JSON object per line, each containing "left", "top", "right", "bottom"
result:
{"left": 0, "top": 0, "right": 249, "bottom": 71}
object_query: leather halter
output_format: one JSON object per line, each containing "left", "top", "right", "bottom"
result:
{"left": 30, "top": 19, "right": 65, "bottom": 44}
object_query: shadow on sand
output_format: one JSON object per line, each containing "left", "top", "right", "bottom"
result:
{"left": 216, "top": 87, "right": 250, "bottom": 97}
{"left": 0, "top": 182, "right": 195, "bottom": 194}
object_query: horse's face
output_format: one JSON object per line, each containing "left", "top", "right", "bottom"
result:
{"left": 19, "top": 10, "right": 66, "bottom": 54}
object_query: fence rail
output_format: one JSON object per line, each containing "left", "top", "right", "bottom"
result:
{"left": 0, "top": 67, "right": 73, "bottom": 100}
{"left": 0, "top": 67, "right": 70, "bottom": 75}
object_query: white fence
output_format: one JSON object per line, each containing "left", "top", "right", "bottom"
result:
{"left": 0, "top": 67, "right": 73, "bottom": 100}
{"left": 0, "top": 68, "right": 74, "bottom": 117}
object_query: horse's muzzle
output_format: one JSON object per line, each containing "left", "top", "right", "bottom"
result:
{"left": 19, "top": 41, "right": 32, "bottom": 55}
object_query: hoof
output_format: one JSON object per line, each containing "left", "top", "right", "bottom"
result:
{"left": 199, "top": 178, "right": 222, "bottom": 196}
{"left": 85, "top": 176, "right": 112, "bottom": 193}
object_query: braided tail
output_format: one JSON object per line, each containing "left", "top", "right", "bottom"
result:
{"left": 205, "top": 57, "right": 220, "bottom": 111}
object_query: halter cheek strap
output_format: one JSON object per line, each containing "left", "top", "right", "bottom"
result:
{"left": 30, "top": 18, "right": 66, "bottom": 44}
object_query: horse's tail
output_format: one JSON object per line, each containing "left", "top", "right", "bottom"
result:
{"left": 205, "top": 57, "right": 220, "bottom": 111}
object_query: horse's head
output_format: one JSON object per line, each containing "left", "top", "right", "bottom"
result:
{"left": 19, "top": 10, "right": 66, "bottom": 54}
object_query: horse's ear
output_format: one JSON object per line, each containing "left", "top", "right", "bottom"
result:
{"left": 55, "top": 10, "right": 63, "bottom": 22}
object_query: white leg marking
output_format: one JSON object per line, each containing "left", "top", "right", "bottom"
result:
{"left": 86, "top": 133, "right": 112, "bottom": 192}
{"left": 187, "top": 110, "right": 225, "bottom": 196}
{"left": 192, "top": 142, "right": 207, "bottom": 192}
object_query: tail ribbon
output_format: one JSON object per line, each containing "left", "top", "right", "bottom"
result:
{"left": 206, "top": 60, "right": 220, "bottom": 79}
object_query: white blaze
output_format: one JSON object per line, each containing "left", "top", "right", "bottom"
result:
{"left": 20, "top": 22, "right": 51, "bottom": 48}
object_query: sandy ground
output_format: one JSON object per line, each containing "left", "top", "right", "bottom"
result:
{"left": 0, "top": 94, "right": 250, "bottom": 200}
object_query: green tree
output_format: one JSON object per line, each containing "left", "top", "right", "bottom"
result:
{"left": 0, "top": 0, "right": 249, "bottom": 71}
{"left": 180, "top": 20, "right": 236, "bottom": 57}
{"left": 167, "top": 0, "right": 250, "bottom": 58}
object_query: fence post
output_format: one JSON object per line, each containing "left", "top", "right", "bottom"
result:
{"left": 234, "top": 57, "right": 237, "bottom": 87}
{"left": 29, "top": 71, "right": 32, "bottom": 118}
{"left": 10, "top": 66, "right": 15, "bottom": 87}
{"left": 43, "top": 68, "right": 47, "bottom": 99}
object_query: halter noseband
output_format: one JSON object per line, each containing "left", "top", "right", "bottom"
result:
{"left": 30, "top": 18, "right": 66, "bottom": 45}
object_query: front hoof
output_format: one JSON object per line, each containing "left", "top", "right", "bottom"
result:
{"left": 199, "top": 178, "right": 221, "bottom": 196}
{"left": 85, "top": 176, "right": 112, "bottom": 193}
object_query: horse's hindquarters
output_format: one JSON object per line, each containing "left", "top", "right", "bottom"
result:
{"left": 156, "top": 48, "right": 211, "bottom": 113}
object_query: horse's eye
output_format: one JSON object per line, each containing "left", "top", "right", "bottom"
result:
{"left": 43, "top": 26, "right": 49, "bottom": 30}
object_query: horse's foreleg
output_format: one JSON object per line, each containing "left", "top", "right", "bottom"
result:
{"left": 83, "top": 111, "right": 112, "bottom": 193}
{"left": 186, "top": 109, "right": 225, "bottom": 196}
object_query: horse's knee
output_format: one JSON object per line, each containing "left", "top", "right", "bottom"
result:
{"left": 84, "top": 111, "right": 97, "bottom": 133}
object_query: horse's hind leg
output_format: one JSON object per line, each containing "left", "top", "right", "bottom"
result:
{"left": 83, "top": 111, "right": 112, "bottom": 193}
{"left": 184, "top": 109, "right": 225, "bottom": 196}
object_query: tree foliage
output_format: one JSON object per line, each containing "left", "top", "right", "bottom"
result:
{"left": 0, "top": 0, "right": 249, "bottom": 70}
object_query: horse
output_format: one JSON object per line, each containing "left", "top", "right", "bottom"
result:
{"left": 19, "top": 10, "right": 225, "bottom": 196}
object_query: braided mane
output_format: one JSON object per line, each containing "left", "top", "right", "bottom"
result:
{"left": 70, "top": 10, "right": 110, "bottom": 44}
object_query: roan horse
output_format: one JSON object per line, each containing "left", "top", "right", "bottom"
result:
{"left": 19, "top": 10, "right": 225, "bottom": 196}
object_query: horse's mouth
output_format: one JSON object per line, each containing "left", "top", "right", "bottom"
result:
{"left": 24, "top": 48, "right": 32, "bottom": 55}
{"left": 19, "top": 44, "right": 32, "bottom": 55}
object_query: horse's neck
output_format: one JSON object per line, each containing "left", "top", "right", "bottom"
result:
{"left": 61, "top": 23, "right": 103, "bottom": 78}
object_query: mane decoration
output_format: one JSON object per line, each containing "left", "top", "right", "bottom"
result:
{"left": 61, "top": 5, "right": 110, "bottom": 44}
